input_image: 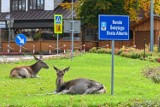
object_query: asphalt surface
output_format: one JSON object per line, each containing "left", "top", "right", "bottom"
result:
{"left": 0, "top": 55, "right": 56, "bottom": 63}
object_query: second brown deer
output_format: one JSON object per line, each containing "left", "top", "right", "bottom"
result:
{"left": 10, "top": 55, "right": 49, "bottom": 78}
{"left": 53, "top": 66, "right": 106, "bottom": 94}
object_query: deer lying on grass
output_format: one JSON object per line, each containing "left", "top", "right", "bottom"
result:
{"left": 53, "top": 66, "right": 106, "bottom": 94}
{"left": 10, "top": 55, "right": 49, "bottom": 78}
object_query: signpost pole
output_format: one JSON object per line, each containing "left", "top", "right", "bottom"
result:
{"left": 150, "top": 0, "right": 154, "bottom": 52}
{"left": 54, "top": 14, "right": 63, "bottom": 55}
{"left": 71, "top": 0, "right": 74, "bottom": 60}
{"left": 0, "top": 28, "right": 1, "bottom": 49}
{"left": 8, "top": 18, "right": 11, "bottom": 53}
{"left": 0, "top": 21, "right": 6, "bottom": 51}
{"left": 57, "top": 34, "right": 59, "bottom": 54}
{"left": 19, "top": 46, "right": 22, "bottom": 53}
{"left": 99, "top": 15, "right": 129, "bottom": 95}
{"left": 111, "top": 40, "right": 115, "bottom": 95}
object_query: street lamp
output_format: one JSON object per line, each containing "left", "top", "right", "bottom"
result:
{"left": 6, "top": 15, "right": 14, "bottom": 53}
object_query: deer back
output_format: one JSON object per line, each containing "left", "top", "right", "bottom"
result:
{"left": 57, "top": 78, "right": 104, "bottom": 94}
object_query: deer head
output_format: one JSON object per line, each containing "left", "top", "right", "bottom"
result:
{"left": 34, "top": 55, "right": 49, "bottom": 69}
{"left": 53, "top": 66, "right": 70, "bottom": 90}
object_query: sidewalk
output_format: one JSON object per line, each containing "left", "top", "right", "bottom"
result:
{"left": 0, "top": 55, "right": 56, "bottom": 63}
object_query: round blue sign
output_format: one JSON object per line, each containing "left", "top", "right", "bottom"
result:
{"left": 15, "top": 34, "right": 27, "bottom": 46}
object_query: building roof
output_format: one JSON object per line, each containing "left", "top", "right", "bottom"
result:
{"left": 0, "top": 0, "right": 74, "bottom": 21}
{"left": 0, "top": 0, "right": 77, "bottom": 28}
{"left": 0, "top": 7, "right": 71, "bottom": 21}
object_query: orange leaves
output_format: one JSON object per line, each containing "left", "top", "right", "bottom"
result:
{"left": 124, "top": 0, "right": 160, "bottom": 22}
{"left": 59, "top": 2, "right": 74, "bottom": 10}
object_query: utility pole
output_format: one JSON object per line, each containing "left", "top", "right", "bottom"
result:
{"left": 150, "top": 0, "right": 154, "bottom": 52}
{"left": 71, "top": 0, "right": 74, "bottom": 59}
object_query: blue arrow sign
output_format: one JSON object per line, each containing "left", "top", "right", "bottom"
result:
{"left": 98, "top": 15, "right": 129, "bottom": 40}
{"left": 15, "top": 34, "right": 27, "bottom": 46}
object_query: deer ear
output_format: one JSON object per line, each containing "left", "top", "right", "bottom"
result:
{"left": 53, "top": 66, "right": 59, "bottom": 72}
{"left": 64, "top": 66, "right": 70, "bottom": 72}
{"left": 33, "top": 55, "right": 39, "bottom": 60}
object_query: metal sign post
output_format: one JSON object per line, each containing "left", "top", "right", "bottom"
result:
{"left": 54, "top": 14, "right": 63, "bottom": 54}
{"left": 71, "top": 0, "right": 74, "bottom": 59}
{"left": 57, "top": 34, "right": 59, "bottom": 54}
{"left": 111, "top": 40, "right": 114, "bottom": 95}
{"left": 6, "top": 15, "right": 14, "bottom": 53}
{"left": 0, "top": 28, "right": 1, "bottom": 50}
{"left": 0, "top": 21, "right": 6, "bottom": 50}
{"left": 150, "top": 0, "right": 154, "bottom": 52}
{"left": 98, "top": 15, "right": 129, "bottom": 95}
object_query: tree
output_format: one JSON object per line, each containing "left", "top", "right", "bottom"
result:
{"left": 60, "top": 0, "right": 160, "bottom": 25}
{"left": 60, "top": 0, "right": 127, "bottom": 26}
{"left": 124, "top": 0, "right": 160, "bottom": 22}
{"left": 75, "top": 0, "right": 127, "bottom": 26}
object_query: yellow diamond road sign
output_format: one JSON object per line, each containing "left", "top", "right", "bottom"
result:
{"left": 54, "top": 14, "right": 63, "bottom": 34}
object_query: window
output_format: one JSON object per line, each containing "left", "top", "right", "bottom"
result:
{"left": 85, "top": 29, "right": 97, "bottom": 41}
{"left": 11, "top": 0, "right": 26, "bottom": 11}
{"left": 130, "top": 30, "right": 133, "bottom": 40}
{"left": 29, "top": 0, "right": 44, "bottom": 10}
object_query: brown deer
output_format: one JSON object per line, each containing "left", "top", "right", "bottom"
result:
{"left": 10, "top": 55, "right": 49, "bottom": 78}
{"left": 53, "top": 66, "right": 106, "bottom": 94}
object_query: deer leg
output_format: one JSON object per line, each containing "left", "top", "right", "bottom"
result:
{"left": 95, "top": 88, "right": 106, "bottom": 94}
{"left": 83, "top": 85, "right": 104, "bottom": 94}
{"left": 13, "top": 75, "right": 23, "bottom": 78}
{"left": 31, "top": 75, "right": 40, "bottom": 78}
{"left": 58, "top": 89, "right": 70, "bottom": 94}
{"left": 18, "top": 70, "right": 31, "bottom": 78}
{"left": 83, "top": 87, "right": 98, "bottom": 94}
{"left": 57, "top": 86, "right": 77, "bottom": 94}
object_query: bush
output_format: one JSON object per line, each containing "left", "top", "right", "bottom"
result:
{"left": 117, "top": 99, "right": 160, "bottom": 107}
{"left": 143, "top": 66, "right": 160, "bottom": 83}
{"left": 152, "top": 74, "right": 160, "bottom": 83}
{"left": 89, "top": 46, "right": 160, "bottom": 63}
{"left": 89, "top": 47, "right": 111, "bottom": 54}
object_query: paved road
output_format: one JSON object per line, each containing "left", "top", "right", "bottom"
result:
{"left": 0, "top": 55, "right": 56, "bottom": 63}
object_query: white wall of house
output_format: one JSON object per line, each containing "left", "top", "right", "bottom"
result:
{"left": 45, "top": 0, "right": 54, "bottom": 10}
{"left": 1, "top": 0, "right": 10, "bottom": 13}
{"left": 26, "top": 0, "right": 28, "bottom": 11}
{"left": 0, "top": 0, "right": 63, "bottom": 13}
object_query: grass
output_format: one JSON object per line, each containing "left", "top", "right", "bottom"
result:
{"left": 0, "top": 53, "right": 160, "bottom": 107}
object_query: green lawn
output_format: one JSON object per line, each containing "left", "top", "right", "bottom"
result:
{"left": 0, "top": 53, "right": 160, "bottom": 107}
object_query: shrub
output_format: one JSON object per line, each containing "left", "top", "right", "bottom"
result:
{"left": 143, "top": 66, "right": 160, "bottom": 83}
{"left": 152, "top": 74, "right": 160, "bottom": 83}
{"left": 89, "top": 47, "right": 111, "bottom": 54}
{"left": 117, "top": 99, "right": 160, "bottom": 107}
{"left": 89, "top": 46, "right": 160, "bottom": 63}
{"left": 89, "top": 47, "right": 97, "bottom": 53}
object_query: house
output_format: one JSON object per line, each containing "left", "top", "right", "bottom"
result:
{"left": 130, "top": 16, "right": 160, "bottom": 49}
{"left": 1, "top": 0, "right": 156, "bottom": 54}
{"left": 0, "top": 0, "right": 82, "bottom": 54}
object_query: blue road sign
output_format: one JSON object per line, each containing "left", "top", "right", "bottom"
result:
{"left": 55, "top": 16, "right": 62, "bottom": 24}
{"left": 15, "top": 34, "right": 27, "bottom": 46}
{"left": 98, "top": 15, "right": 129, "bottom": 40}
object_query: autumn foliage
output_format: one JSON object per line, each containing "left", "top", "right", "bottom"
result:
{"left": 124, "top": 0, "right": 160, "bottom": 22}
{"left": 60, "top": 0, "right": 160, "bottom": 24}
